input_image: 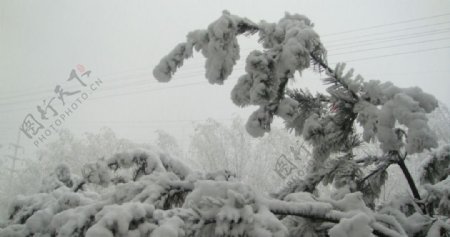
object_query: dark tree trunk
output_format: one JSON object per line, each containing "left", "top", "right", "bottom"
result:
{"left": 396, "top": 158, "right": 426, "bottom": 214}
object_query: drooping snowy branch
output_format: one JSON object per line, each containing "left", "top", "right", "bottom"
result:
{"left": 153, "top": 10, "right": 259, "bottom": 84}
{"left": 154, "top": 11, "right": 326, "bottom": 136}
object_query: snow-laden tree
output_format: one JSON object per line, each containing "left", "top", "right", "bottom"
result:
{"left": 152, "top": 11, "right": 449, "bottom": 236}
{"left": 189, "top": 117, "right": 301, "bottom": 193}
{"left": 36, "top": 127, "right": 147, "bottom": 174}
{"left": 189, "top": 117, "right": 252, "bottom": 176}
{"left": 0, "top": 127, "right": 154, "bottom": 221}
{"left": 189, "top": 117, "right": 258, "bottom": 190}
{"left": 1, "top": 11, "right": 449, "bottom": 237}
{"left": 428, "top": 102, "right": 450, "bottom": 144}
{"left": 155, "top": 130, "right": 184, "bottom": 160}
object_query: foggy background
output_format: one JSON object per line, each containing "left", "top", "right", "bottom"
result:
{"left": 1, "top": 0, "right": 449, "bottom": 159}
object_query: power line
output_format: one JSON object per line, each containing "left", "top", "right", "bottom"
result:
{"left": 91, "top": 81, "right": 207, "bottom": 100}
{"left": 329, "top": 32, "right": 450, "bottom": 52}
{"left": 5, "top": 28, "right": 450, "bottom": 105}
{"left": 326, "top": 28, "right": 450, "bottom": 48}
{"left": 329, "top": 36, "right": 450, "bottom": 56}
{"left": 2, "top": 21, "right": 450, "bottom": 106}
{"left": 2, "top": 27, "right": 449, "bottom": 102}
{"left": 0, "top": 73, "right": 152, "bottom": 101}
{"left": 328, "top": 30, "right": 450, "bottom": 50}
{"left": 0, "top": 81, "right": 211, "bottom": 114}
{"left": 10, "top": 25, "right": 447, "bottom": 97}
{"left": 0, "top": 64, "right": 220, "bottom": 103}
{"left": 3, "top": 28, "right": 449, "bottom": 105}
{"left": 0, "top": 65, "right": 207, "bottom": 100}
{"left": 0, "top": 56, "right": 230, "bottom": 101}
{"left": 364, "top": 69, "right": 450, "bottom": 77}
{"left": 2, "top": 39, "right": 450, "bottom": 110}
{"left": 0, "top": 66, "right": 246, "bottom": 108}
{"left": 1, "top": 60, "right": 449, "bottom": 115}
{"left": 323, "top": 20, "right": 450, "bottom": 43}
{"left": 0, "top": 51, "right": 243, "bottom": 100}
{"left": 0, "top": 43, "right": 446, "bottom": 109}
{"left": 3, "top": 48, "right": 450, "bottom": 115}
{"left": 329, "top": 45, "right": 450, "bottom": 63}
{"left": 322, "top": 12, "right": 450, "bottom": 37}
{"left": 53, "top": 118, "right": 234, "bottom": 124}
{"left": 2, "top": 13, "right": 450, "bottom": 95}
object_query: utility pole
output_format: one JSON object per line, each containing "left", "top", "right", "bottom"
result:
{"left": 5, "top": 130, "right": 24, "bottom": 193}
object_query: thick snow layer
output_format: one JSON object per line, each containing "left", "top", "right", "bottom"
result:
{"left": 246, "top": 50, "right": 279, "bottom": 105}
{"left": 276, "top": 97, "right": 300, "bottom": 122}
{"left": 203, "top": 11, "right": 241, "bottom": 84}
{"left": 0, "top": 152, "right": 423, "bottom": 237}
{"left": 419, "top": 144, "right": 450, "bottom": 184}
{"left": 302, "top": 114, "right": 323, "bottom": 142}
{"left": 328, "top": 213, "right": 373, "bottom": 237}
{"left": 150, "top": 215, "right": 184, "bottom": 237}
{"left": 86, "top": 202, "right": 155, "bottom": 237}
{"left": 82, "top": 162, "right": 111, "bottom": 186}
{"left": 153, "top": 11, "right": 258, "bottom": 85}
{"left": 352, "top": 74, "right": 439, "bottom": 154}
{"left": 153, "top": 43, "right": 191, "bottom": 82}
{"left": 231, "top": 74, "right": 253, "bottom": 107}
{"left": 245, "top": 107, "right": 272, "bottom": 137}
{"left": 184, "top": 180, "right": 288, "bottom": 237}
{"left": 158, "top": 152, "right": 192, "bottom": 180}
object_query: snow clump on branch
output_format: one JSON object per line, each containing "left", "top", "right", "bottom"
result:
{"left": 153, "top": 10, "right": 258, "bottom": 85}
{"left": 154, "top": 11, "right": 326, "bottom": 137}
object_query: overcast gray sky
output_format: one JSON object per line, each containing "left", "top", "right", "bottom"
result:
{"left": 1, "top": 0, "right": 449, "bottom": 154}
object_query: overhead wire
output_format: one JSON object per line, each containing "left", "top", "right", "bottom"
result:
{"left": 322, "top": 12, "right": 450, "bottom": 37}
{"left": 329, "top": 45, "right": 450, "bottom": 64}
{"left": 2, "top": 29, "right": 449, "bottom": 106}
{"left": 1, "top": 43, "right": 449, "bottom": 111}
{"left": 325, "top": 28, "right": 450, "bottom": 48}
{"left": 4, "top": 23, "right": 449, "bottom": 101}
{"left": 328, "top": 36, "right": 450, "bottom": 56}
{"left": 2, "top": 13, "right": 450, "bottom": 111}
{"left": 322, "top": 20, "right": 450, "bottom": 43}
{"left": 7, "top": 14, "right": 450, "bottom": 99}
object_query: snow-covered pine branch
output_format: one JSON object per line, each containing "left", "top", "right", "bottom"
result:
{"left": 153, "top": 10, "right": 258, "bottom": 85}
{"left": 154, "top": 11, "right": 326, "bottom": 138}
{"left": 152, "top": 11, "right": 449, "bottom": 236}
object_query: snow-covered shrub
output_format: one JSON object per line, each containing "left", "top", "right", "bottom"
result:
{"left": 1, "top": 146, "right": 419, "bottom": 237}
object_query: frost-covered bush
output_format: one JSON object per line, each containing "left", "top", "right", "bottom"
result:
{"left": 1, "top": 147, "right": 428, "bottom": 237}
